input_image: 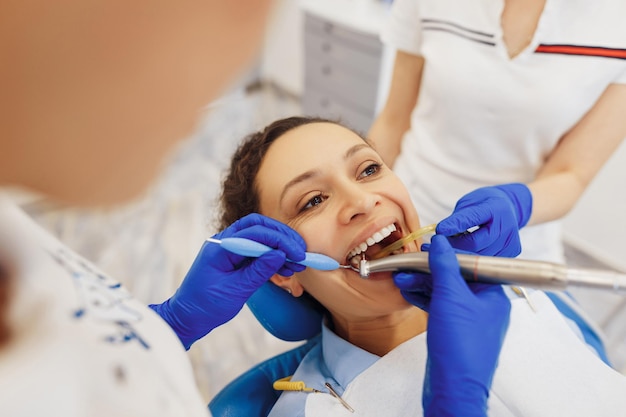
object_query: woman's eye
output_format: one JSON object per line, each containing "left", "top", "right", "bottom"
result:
{"left": 301, "top": 194, "right": 326, "bottom": 212}
{"left": 359, "top": 163, "right": 381, "bottom": 179}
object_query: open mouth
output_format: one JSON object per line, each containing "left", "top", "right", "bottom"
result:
{"left": 345, "top": 223, "right": 405, "bottom": 267}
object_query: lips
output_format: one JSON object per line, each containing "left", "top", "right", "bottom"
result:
{"left": 346, "top": 223, "right": 404, "bottom": 265}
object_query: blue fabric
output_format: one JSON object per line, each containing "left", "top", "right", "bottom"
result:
{"left": 208, "top": 335, "right": 321, "bottom": 417}
{"left": 267, "top": 322, "right": 379, "bottom": 416}
{"left": 320, "top": 322, "right": 379, "bottom": 391}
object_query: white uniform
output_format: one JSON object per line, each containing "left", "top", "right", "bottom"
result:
{"left": 381, "top": 0, "right": 626, "bottom": 262}
{"left": 0, "top": 196, "right": 211, "bottom": 417}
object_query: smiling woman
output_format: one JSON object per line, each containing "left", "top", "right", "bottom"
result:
{"left": 216, "top": 116, "right": 626, "bottom": 417}
{"left": 220, "top": 117, "right": 427, "bottom": 357}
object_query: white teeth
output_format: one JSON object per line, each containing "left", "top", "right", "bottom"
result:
{"left": 347, "top": 223, "right": 397, "bottom": 259}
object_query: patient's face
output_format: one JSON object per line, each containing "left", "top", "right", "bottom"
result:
{"left": 256, "top": 122, "right": 422, "bottom": 321}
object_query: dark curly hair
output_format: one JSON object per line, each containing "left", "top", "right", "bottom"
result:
{"left": 218, "top": 116, "right": 349, "bottom": 230}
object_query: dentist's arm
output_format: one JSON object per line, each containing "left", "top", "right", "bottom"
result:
{"left": 394, "top": 236, "right": 511, "bottom": 417}
{"left": 527, "top": 84, "right": 626, "bottom": 224}
{"left": 368, "top": 50, "right": 424, "bottom": 167}
{"left": 150, "top": 213, "right": 306, "bottom": 350}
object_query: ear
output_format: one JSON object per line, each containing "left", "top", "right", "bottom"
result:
{"left": 269, "top": 274, "right": 305, "bottom": 297}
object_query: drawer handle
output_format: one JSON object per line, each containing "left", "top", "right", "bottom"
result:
{"left": 321, "top": 66, "right": 332, "bottom": 76}
{"left": 321, "top": 42, "right": 331, "bottom": 53}
{"left": 320, "top": 98, "right": 330, "bottom": 108}
{"left": 324, "top": 22, "right": 334, "bottom": 33}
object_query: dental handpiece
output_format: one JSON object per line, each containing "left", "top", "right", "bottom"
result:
{"left": 359, "top": 252, "right": 626, "bottom": 293}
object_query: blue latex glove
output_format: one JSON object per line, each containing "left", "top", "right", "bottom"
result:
{"left": 393, "top": 236, "right": 511, "bottom": 417}
{"left": 435, "top": 183, "right": 532, "bottom": 257}
{"left": 150, "top": 213, "right": 306, "bottom": 350}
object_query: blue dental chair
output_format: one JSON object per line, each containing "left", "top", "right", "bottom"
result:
{"left": 208, "top": 282, "right": 612, "bottom": 417}
{"left": 208, "top": 282, "right": 324, "bottom": 417}
{"left": 208, "top": 335, "right": 320, "bottom": 417}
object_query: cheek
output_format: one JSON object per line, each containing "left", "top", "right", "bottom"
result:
{"left": 294, "top": 218, "right": 338, "bottom": 253}
{"left": 298, "top": 268, "right": 339, "bottom": 289}
{"left": 387, "top": 177, "right": 413, "bottom": 203}
{"left": 385, "top": 178, "right": 421, "bottom": 227}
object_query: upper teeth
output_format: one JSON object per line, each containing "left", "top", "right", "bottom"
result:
{"left": 347, "top": 223, "right": 396, "bottom": 259}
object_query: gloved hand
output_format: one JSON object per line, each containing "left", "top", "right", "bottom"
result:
{"left": 150, "top": 213, "right": 306, "bottom": 350}
{"left": 393, "top": 236, "right": 511, "bottom": 417}
{"left": 434, "top": 183, "right": 532, "bottom": 257}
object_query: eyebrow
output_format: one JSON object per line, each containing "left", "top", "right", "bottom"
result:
{"left": 278, "top": 143, "right": 372, "bottom": 204}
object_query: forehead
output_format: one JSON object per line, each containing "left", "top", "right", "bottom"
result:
{"left": 260, "top": 122, "right": 365, "bottom": 175}
{"left": 256, "top": 122, "right": 367, "bottom": 211}
{"left": 273, "top": 122, "right": 363, "bottom": 156}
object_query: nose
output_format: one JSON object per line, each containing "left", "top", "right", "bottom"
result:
{"left": 337, "top": 181, "right": 379, "bottom": 224}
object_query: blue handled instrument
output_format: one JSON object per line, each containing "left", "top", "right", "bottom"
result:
{"left": 206, "top": 237, "right": 340, "bottom": 271}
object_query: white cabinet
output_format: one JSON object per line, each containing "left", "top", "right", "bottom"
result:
{"left": 300, "top": 1, "right": 392, "bottom": 133}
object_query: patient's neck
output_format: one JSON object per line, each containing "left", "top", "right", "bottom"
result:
{"left": 330, "top": 307, "right": 428, "bottom": 357}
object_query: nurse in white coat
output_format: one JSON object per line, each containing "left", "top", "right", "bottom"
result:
{"left": 370, "top": 0, "right": 626, "bottom": 263}
{"left": 0, "top": 2, "right": 510, "bottom": 416}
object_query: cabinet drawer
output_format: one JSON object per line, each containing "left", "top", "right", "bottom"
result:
{"left": 304, "top": 59, "right": 378, "bottom": 110}
{"left": 302, "top": 89, "right": 374, "bottom": 134}
{"left": 305, "top": 28, "right": 381, "bottom": 79}
{"left": 305, "top": 13, "right": 382, "bottom": 55}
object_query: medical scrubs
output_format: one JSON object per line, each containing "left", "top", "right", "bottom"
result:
{"left": 381, "top": 0, "right": 626, "bottom": 263}
{"left": 0, "top": 196, "right": 211, "bottom": 416}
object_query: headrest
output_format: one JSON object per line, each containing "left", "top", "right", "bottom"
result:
{"left": 246, "top": 281, "right": 323, "bottom": 341}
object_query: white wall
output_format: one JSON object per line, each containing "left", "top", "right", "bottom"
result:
{"left": 260, "top": 0, "right": 304, "bottom": 96}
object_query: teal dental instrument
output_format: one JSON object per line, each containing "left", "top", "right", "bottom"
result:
{"left": 206, "top": 237, "right": 340, "bottom": 271}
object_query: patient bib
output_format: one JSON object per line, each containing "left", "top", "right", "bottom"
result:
{"left": 305, "top": 333, "right": 427, "bottom": 416}
{"left": 304, "top": 291, "right": 626, "bottom": 416}
{"left": 486, "top": 290, "right": 626, "bottom": 416}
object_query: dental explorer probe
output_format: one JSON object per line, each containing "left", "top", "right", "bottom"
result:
{"left": 357, "top": 252, "right": 626, "bottom": 293}
{"left": 205, "top": 237, "right": 340, "bottom": 270}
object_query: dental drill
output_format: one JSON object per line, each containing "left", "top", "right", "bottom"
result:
{"left": 357, "top": 252, "right": 626, "bottom": 293}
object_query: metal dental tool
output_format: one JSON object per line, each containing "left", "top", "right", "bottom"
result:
{"left": 356, "top": 252, "right": 626, "bottom": 293}
{"left": 510, "top": 286, "right": 537, "bottom": 312}
{"left": 325, "top": 382, "right": 355, "bottom": 413}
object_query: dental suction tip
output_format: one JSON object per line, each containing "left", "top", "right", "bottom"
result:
{"left": 371, "top": 223, "right": 437, "bottom": 260}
